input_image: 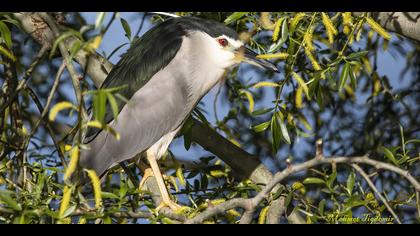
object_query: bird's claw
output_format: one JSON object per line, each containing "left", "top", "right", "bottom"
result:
{"left": 156, "top": 200, "right": 182, "bottom": 212}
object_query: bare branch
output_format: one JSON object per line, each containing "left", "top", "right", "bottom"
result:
{"left": 351, "top": 164, "right": 402, "bottom": 224}
{"left": 186, "top": 155, "right": 420, "bottom": 224}
{"left": 266, "top": 196, "right": 286, "bottom": 224}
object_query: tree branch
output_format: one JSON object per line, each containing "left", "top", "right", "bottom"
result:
{"left": 351, "top": 163, "right": 402, "bottom": 224}
{"left": 186, "top": 154, "right": 420, "bottom": 224}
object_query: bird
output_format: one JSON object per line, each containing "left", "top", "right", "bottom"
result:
{"left": 79, "top": 16, "right": 279, "bottom": 211}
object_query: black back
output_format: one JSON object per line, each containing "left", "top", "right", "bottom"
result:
{"left": 84, "top": 17, "right": 238, "bottom": 143}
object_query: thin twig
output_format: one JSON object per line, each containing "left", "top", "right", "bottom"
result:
{"left": 0, "top": 45, "right": 49, "bottom": 113}
{"left": 351, "top": 163, "right": 402, "bottom": 224}
{"left": 26, "top": 62, "right": 64, "bottom": 142}
{"left": 24, "top": 86, "right": 67, "bottom": 167}
{"left": 39, "top": 13, "right": 87, "bottom": 121}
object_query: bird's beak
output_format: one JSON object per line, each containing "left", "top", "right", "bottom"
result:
{"left": 237, "top": 46, "right": 279, "bottom": 73}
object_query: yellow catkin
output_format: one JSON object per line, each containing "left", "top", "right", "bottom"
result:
{"left": 366, "top": 17, "right": 391, "bottom": 41}
{"left": 272, "top": 18, "right": 283, "bottom": 42}
{"left": 63, "top": 146, "right": 79, "bottom": 181}
{"left": 292, "top": 72, "right": 309, "bottom": 98}
{"left": 355, "top": 20, "right": 364, "bottom": 42}
{"left": 321, "top": 13, "right": 338, "bottom": 44}
{"left": 295, "top": 86, "right": 303, "bottom": 109}
{"left": 304, "top": 47, "right": 321, "bottom": 71}
{"left": 304, "top": 27, "right": 315, "bottom": 52}
{"left": 240, "top": 90, "right": 255, "bottom": 113}
{"left": 342, "top": 12, "right": 353, "bottom": 35}
{"left": 252, "top": 81, "right": 279, "bottom": 88}
{"left": 260, "top": 12, "right": 275, "bottom": 30}
{"left": 86, "top": 35, "right": 103, "bottom": 53}
{"left": 86, "top": 169, "right": 102, "bottom": 208}
{"left": 256, "top": 53, "right": 289, "bottom": 60}
{"left": 258, "top": 206, "right": 269, "bottom": 224}
{"left": 59, "top": 186, "right": 72, "bottom": 218}
{"left": 362, "top": 58, "right": 372, "bottom": 74}
{"left": 49, "top": 101, "right": 75, "bottom": 121}
{"left": 176, "top": 166, "right": 186, "bottom": 186}
{"left": 372, "top": 73, "right": 382, "bottom": 96}
{"left": 290, "top": 12, "right": 306, "bottom": 33}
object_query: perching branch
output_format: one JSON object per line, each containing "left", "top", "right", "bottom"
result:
{"left": 186, "top": 154, "right": 420, "bottom": 224}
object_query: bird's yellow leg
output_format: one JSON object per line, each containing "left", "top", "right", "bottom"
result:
{"left": 138, "top": 168, "right": 154, "bottom": 190}
{"left": 146, "top": 151, "right": 181, "bottom": 212}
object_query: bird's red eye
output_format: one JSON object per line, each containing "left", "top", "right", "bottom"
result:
{"left": 218, "top": 38, "right": 228, "bottom": 47}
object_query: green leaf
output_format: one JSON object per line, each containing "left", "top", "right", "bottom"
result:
{"left": 280, "top": 18, "right": 289, "bottom": 44}
{"left": 93, "top": 90, "right": 107, "bottom": 123}
{"left": 106, "top": 92, "right": 119, "bottom": 121}
{"left": 61, "top": 205, "right": 76, "bottom": 218}
{"left": 271, "top": 113, "right": 281, "bottom": 152}
{"left": 346, "top": 51, "right": 368, "bottom": 60}
{"left": 380, "top": 146, "right": 399, "bottom": 166}
{"left": 303, "top": 177, "right": 325, "bottom": 185}
{"left": 224, "top": 12, "right": 248, "bottom": 25}
{"left": 267, "top": 18, "right": 288, "bottom": 53}
{"left": 285, "top": 190, "right": 294, "bottom": 207}
{"left": 326, "top": 169, "right": 337, "bottom": 189}
{"left": 349, "top": 65, "right": 357, "bottom": 90}
{"left": 339, "top": 63, "right": 350, "bottom": 91}
{"left": 120, "top": 18, "right": 132, "bottom": 41}
{"left": 0, "top": 21, "right": 12, "bottom": 49}
{"left": 346, "top": 172, "right": 356, "bottom": 195}
{"left": 251, "top": 107, "right": 274, "bottom": 116}
{"left": 50, "top": 30, "right": 82, "bottom": 59}
{"left": 318, "top": 199, "right": 326, "bottom": 215}
{"left": 0, "top": 193, "right": 22, "bottom": 211}
{"left": 69, "top": 40, "right": 83, "bottom": 61}
{"left": 101, "top": 191, "right": 120, "bottom": 199}
{"left": 252, "top": 121, "right": 270, "bottom": 133}
{"left": 0, "top": 44, "right": 16, "bottom": 61}
{"left": 277, "top": 113, "right": 291, "bottom": 144}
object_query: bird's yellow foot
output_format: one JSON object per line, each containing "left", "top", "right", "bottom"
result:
{"left": 138, "top": 168, "right": 154, "bottom": 190}
{"left": 156, "top": 199, "right": 182, "bottom": 212}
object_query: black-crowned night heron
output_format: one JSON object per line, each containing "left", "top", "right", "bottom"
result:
{"left": 79, "top": 16, "right": 278, "bottom": 210}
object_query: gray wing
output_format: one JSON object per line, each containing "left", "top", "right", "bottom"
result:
{"left": 79, "top": 61, "right": 192, "bottom": 177}
{"left": 84, "top": 18, "right": 185, "bottom": 143}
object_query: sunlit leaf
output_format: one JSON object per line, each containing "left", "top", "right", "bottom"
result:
{"left": 380, "top": 146, "right": 399, "bottom": 166}
{"left": 0, "top": 21, "right": 12, "bottom": 49}
{"left": 252, "top": 121, "right": 270, "bottom": 133}
{"left": 346, "top": 172, "right": 356, "bottom": 195}
{"left": 339, "top": 63, "right": 350, "bottom": 91}
{"left": 303, "top": 177, "right": 325, "bottom": 185}
{"left": 224, "top": 12, "right": 248, "bottom": 25}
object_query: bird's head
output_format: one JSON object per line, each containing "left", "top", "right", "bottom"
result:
{"left": 177, "top": 17, "right": 279, "bottom": 73}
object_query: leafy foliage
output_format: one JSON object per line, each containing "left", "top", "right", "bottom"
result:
{"left": 0, "top": 12, "right": 419, "bottom": 224}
